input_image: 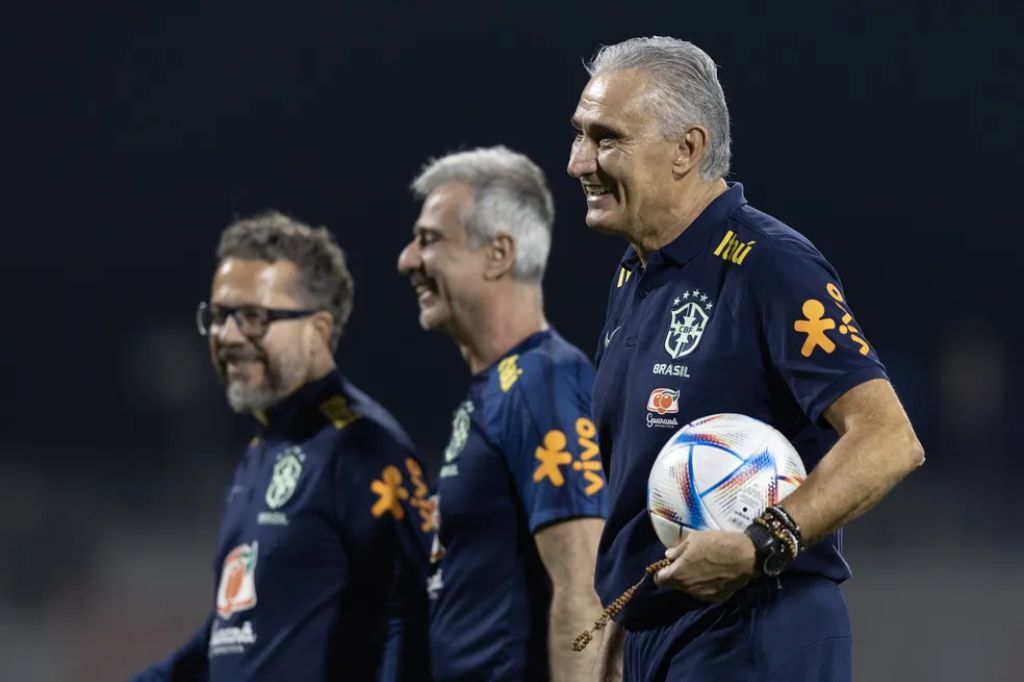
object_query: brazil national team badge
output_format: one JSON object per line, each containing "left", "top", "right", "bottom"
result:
{"left": 216, "top": 542, "right": 258, "bottom": 619}
{"left": 444, "top": 402, "right": 473, "bottom": 463}
{"left": 265, "top": 446, "right": 305, "bottom": 509}
{"left": 665, "top": 289, "right": 714, "bottom": 359}
{"left": 440, "top": 402, "right": 473, "bottom": 479}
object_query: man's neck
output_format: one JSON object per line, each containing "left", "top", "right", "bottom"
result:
{"left": 453, "top": 284, "right": 548, "bottom": 375}
{"left": 631, "top": 177, "right": 728, "bottom": 267}
{"left": 251, "top": 360, "right": 336, "bottom": 424}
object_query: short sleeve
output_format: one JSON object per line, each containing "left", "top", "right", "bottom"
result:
{"left": 751, "top": 239, "right": 889, "bottom": 425}
{"left": 497, "top": 356, "right": 608, "bottom": 533}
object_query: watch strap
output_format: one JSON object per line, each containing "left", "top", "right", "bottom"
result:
{"left": 744, "top": 521, "right": 777, "bottom": 574}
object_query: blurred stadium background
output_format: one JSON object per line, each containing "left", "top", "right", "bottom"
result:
{"left": 5, "top": 2, "right": 1021, "bottom": 680}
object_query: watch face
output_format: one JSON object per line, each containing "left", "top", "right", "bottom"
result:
{"left": 764, "top": 552, "right": 788, "bottom": 577}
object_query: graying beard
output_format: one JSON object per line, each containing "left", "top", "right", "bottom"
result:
{"left": 226, "top": 381, "right": 277, "bottom": 413}
{"left": 225, "top": 355, "right": 306, "bottom": 413}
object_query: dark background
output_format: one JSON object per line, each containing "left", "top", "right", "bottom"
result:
{"left": 5, "top": 2, "right": 1022, "bottom": 680}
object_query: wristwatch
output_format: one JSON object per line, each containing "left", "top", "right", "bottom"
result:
{"left": 743, "top": 522, "right": 793, "bottom": 577}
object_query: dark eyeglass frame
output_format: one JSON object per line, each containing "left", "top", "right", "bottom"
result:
{"left": 196, "top": 301, "right": 321, "bottom": 340}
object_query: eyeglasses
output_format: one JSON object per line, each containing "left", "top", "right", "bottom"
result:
{"left": 196, "top": 301, "right": 320, "bottom": 340}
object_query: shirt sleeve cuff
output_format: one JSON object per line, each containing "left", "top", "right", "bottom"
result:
{"left": 528, "top": 510, "right": 606, "bottom": 535}
{"left": 806, "top": 364, "right": 889, "bottom": 427}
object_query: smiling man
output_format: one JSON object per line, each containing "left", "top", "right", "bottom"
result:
{"left": 398, "top": 146, "right": 607, "bottom": 682}
{"left": 133, "top": 212, "right": 432, "bottom": 681}
{"left": 567, "top": 37, "right": 924, "bottom": 681}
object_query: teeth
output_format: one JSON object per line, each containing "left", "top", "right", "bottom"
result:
{"left": 584, "top": 186, "right": 612, "bottom": 196}
{"left": 415, "top": 285, "right": 434, "bottom": 301}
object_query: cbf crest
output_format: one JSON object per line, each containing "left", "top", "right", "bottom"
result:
{"left": 265, "top": 446, "right": 305, "bottom": 509}
{"left": 444, "top": 401, "right": 474, "bottom": 463}
{"left": 664, "top": 289, "right": 714, "bottom": 359}
{"left": 440, "top": 401, "right": 473, "bottom": 480}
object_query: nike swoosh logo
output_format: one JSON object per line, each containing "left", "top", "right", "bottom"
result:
{"left": 604, "top": 325, "right": 623, "bottom": 348}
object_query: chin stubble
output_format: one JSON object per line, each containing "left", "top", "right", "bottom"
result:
{"left": 223, "top": 352, "right": 306, "bottom": 414}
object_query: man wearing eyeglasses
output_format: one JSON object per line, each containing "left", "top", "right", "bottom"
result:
{"left": 133, "top": 211, "right": 433, "bottom": 681}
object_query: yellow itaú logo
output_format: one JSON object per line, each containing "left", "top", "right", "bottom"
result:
{"left": 319, "top": 395, "right": 360, "bottom": 429}
{"left": 713, "top": 230, "right": 755, "bottom": 265}
{"left": 498, "top": 355, "right": 524, "bottom": 392}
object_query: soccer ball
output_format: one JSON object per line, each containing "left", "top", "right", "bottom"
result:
{"left": 647, "top": 413, "right": 806, "bottom": 548}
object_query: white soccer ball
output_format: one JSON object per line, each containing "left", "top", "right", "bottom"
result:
{"left": 647, "top": 413, "right": 807, "bottom": 548}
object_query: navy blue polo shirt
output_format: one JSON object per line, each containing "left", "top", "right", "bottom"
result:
{"left": 428, "top": 329, "right": 608, "bottom": 681}
{"left": 135, "top": 370, "right": 433, "bottom": 681}
{"left": 592, "top": 183, "right": 888, "bottom": 629}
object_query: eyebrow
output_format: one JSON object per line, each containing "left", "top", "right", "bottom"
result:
{"left": 571, "top": 116, "right": 625, "bottom": 139}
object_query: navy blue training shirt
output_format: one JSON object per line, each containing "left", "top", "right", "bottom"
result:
{"left": 592, "top": 183, "right": 888, "bottom": 629}
{"left": 428, "top": 329, "right": 608, "bottom": 681}
{"left": 135, "top": 370, "right": 433, "bottom": 681}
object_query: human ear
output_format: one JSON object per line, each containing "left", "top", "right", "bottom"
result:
{"left": 673, "top": 126, "right": 709, "bottom": 177}
{"left": 310, "top": 310, "right": 334, "bottom": 346}
{"left": 483, "top": 233, "right": 516, "bottom": 280}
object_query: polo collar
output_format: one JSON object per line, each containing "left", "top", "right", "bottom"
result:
{"left": 257, "top": 368, "right": 343, "bottom": 437}
{"left": 618, "top": 182, "right": 747, "bottom": 270}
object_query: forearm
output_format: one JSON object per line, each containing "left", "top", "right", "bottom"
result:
{"left": 549, "top": 587, "right": 602, "bottom": 682}
{"left": 536, "top": 517, "right": 605, "bottom": 681}
{"left": 781, "top": 382, "right": 924, "bottom": 543}
{"left": 594, "top": 619, "right": 623, "bottom": 682}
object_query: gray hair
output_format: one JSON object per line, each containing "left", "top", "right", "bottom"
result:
{"left": 587, "top": 36, "right": 731, "bottom": 179}
{"left": 410, "top": 146, "right": 554, "bottom": 283}
{"left": 217, "top": 211, "right": 354, "bottom": 351}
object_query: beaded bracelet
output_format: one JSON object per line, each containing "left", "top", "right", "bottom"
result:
{"left": 753, "top": 512, "right": 799, "bottom": 559}
{"left": 764, "top": 505, "right": 802, "bottom": 547}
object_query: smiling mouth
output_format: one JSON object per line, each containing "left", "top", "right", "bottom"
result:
{"left": 219, "top": 346, "right": 264, "bottom": 374}
{"left": 225, "top": 357, "right": 262, "bottom": 373}
{"left": 582, "top": 183, "right": 615, "bottom": 198}
{"left": 412, "top": 280, "right": 437, "bottom": 304}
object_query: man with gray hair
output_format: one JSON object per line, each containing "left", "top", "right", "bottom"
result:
{"left": 568, "top": 37, "right": 923, "bottom": 680}
{"left": 134, "top": 212, "right": 433, "bottom": 681}
{"left": 398, "top": 146, "right": 608, "bottom": 681}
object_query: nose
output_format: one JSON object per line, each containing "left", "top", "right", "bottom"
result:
{"left": 214, "top": 312, "right": 248, "bottom": 345}
{"left": 567, "top": 136, "right": 597, "bottom": 178}
{"left": 397, "top": 239, "right": 421, "bottom": 275}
